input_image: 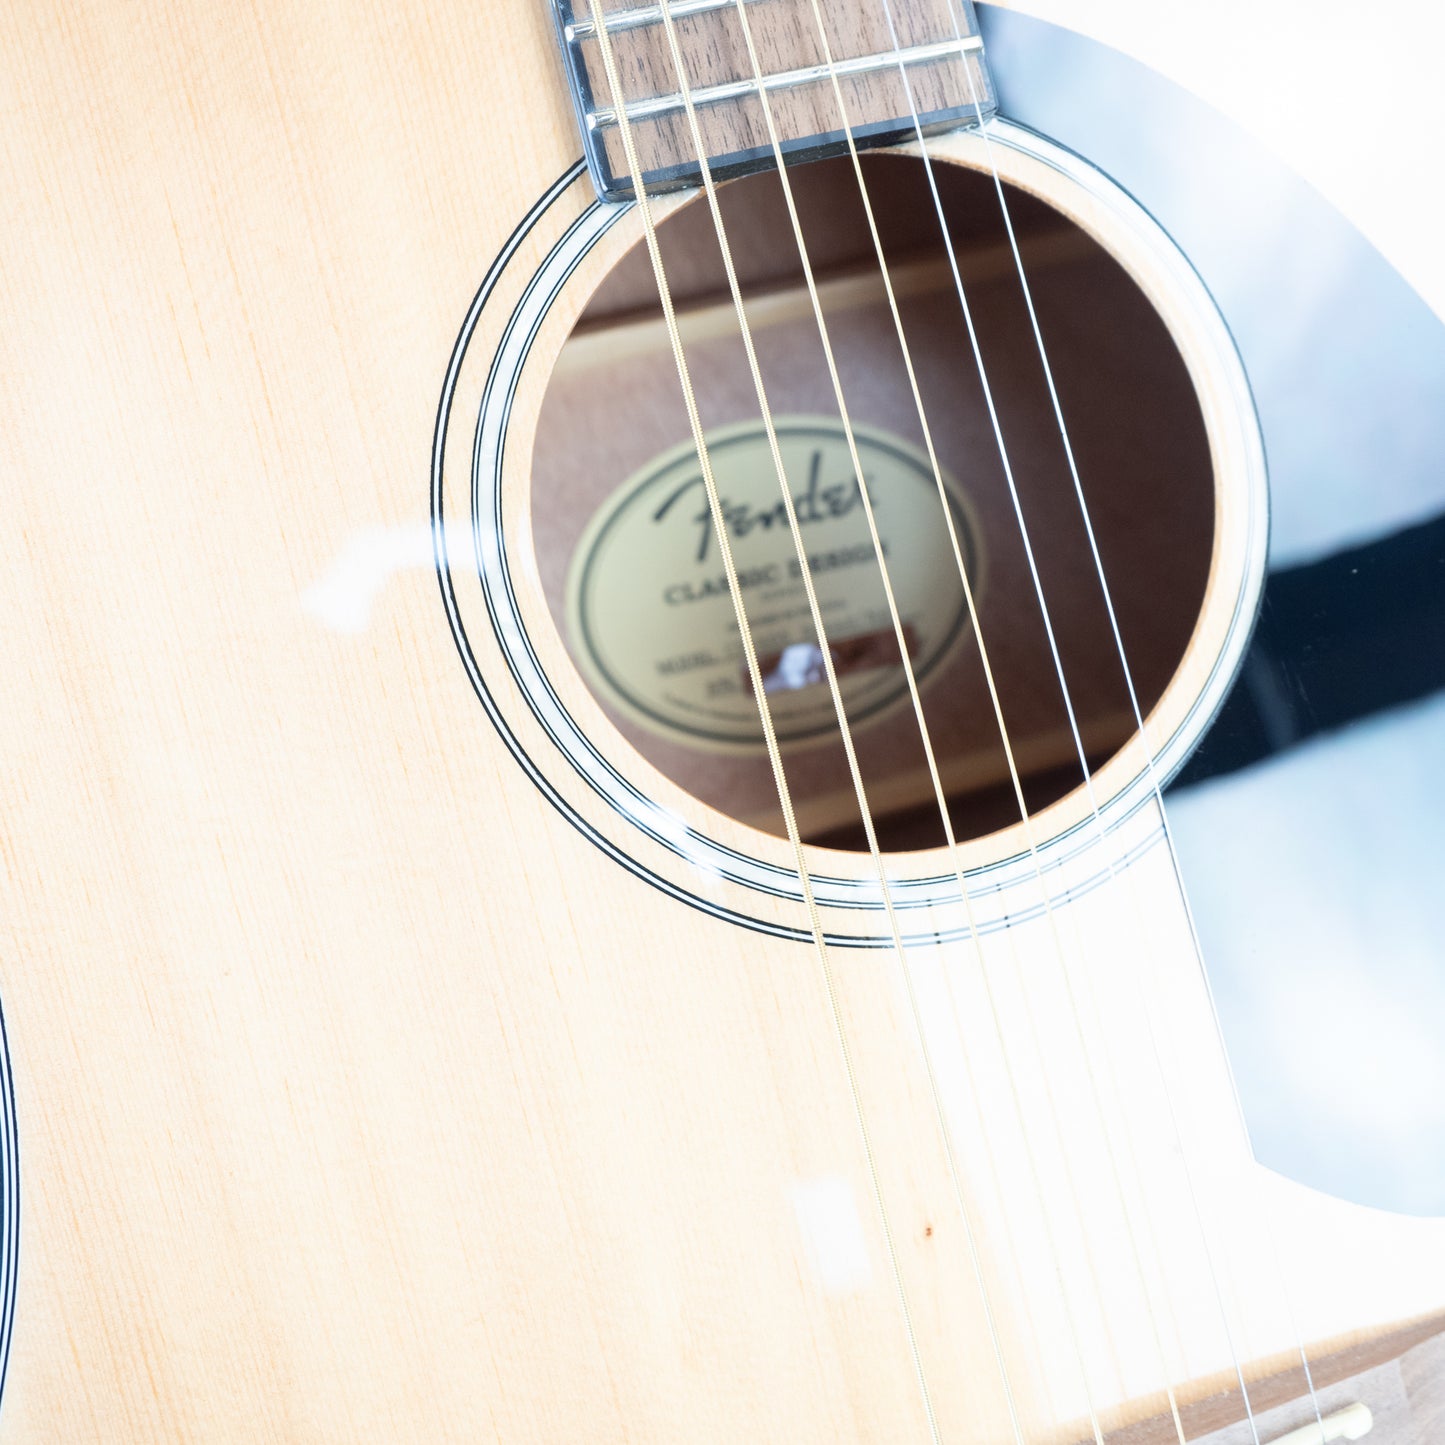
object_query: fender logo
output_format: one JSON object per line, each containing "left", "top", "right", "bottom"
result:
{"left": 651, "top": 447, "right": 868, "bottom": 564}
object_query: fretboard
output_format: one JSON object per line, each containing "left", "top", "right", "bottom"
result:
{"left": 552, "top": 0, "right": 996, "bottom": 199}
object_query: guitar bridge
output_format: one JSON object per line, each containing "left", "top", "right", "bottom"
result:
{"left": 551, "top": 0, "right": 997, "bottom": 201}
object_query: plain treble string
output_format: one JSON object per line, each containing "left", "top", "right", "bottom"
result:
{"left": 866, "top": 0, "right": 1258, "bottom": 1437}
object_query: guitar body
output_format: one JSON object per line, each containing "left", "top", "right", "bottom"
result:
{"left": 1, "top": 2, "right": 1441, "bottom": 1439}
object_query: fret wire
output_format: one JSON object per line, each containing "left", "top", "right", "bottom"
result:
{"left": 566, "top": 0, "right": 742, "bottom": 42}
{"left": 587, "top": 35, "right": 982, "bottom": 128}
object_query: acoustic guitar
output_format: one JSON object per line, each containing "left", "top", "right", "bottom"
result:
{"left": 2, "top": 0, "right": 1441, "bottom": 1439}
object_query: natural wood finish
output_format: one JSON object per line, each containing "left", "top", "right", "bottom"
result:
{"left": 0, "top": 1, "right": 1441, "bottom": 1440}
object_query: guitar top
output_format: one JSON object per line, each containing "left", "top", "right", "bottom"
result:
{"left": 1, "top": 1, "right": 1441, "bottom": 1439}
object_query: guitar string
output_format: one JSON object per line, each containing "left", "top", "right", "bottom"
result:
{"left": 678, "top": 0, "right": 1106, "bottom": 1432}
{"left": 640, "top": 2, "right": 1037, "bottom": 1437}
{"left": 659, "top": 1, "right": 1197, "bottom": 1436}
{"left": 860, "top": 2, "right": 1264, "bottom": 1436}
{"left": 812, "top": 3, "right": 1296, "bottom": 1438}
{"left": 777, "top": 0, "right": 1212, "bottom": 1435}
{"left": 890, "top": 0, "right": 1317, "bottom": 1435}
{"left": 694, "top": 1, "right": 1187, "bottom": 1438}
{"left": 791, "top": 0, "right": 1270, "bottom": 1433}
{"left": 799, "top": 5, "right": 1198, "bottom": 1419}
{"left": 930, "top": 1, "right": 1326, "bottom": 1431}
{"left": 943, "top": 6, "right": 1328, "bottom": 1428}
{"left": 606, "top": 2, "right": 1103, "bottom": 1435}
{"left": 582, "top": 6, "right": 946, "bottom": 1441}
{"left": 709, "top": 0, "right": 1190, "bottom": 1435}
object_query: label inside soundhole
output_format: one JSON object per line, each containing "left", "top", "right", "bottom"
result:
{"left": 567, "top": 416, "right": 982, "bottom": 751}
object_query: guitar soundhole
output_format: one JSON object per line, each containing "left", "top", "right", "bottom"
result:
{"left": 530, "top": 151, "right": 1217, "bottom": 854}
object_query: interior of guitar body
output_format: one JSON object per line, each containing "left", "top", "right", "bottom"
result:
{"left": 531, "top": 151, "right": 1217, "bottom": 852}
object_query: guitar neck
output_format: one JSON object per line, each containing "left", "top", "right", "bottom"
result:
{"left": 555, "top": 0, "right": 995, "bottom": 198}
